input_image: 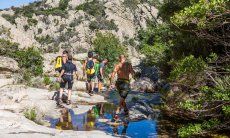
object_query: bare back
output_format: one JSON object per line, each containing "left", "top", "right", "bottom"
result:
{"left": 115, "top": 62, "right": 133, "bottom": 80}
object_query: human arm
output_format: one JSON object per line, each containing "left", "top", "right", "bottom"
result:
{"left": 110, "top": 64, "right": 118, "bottom": 85}
{"left": 100, "top": 67, "right": 104, "bottom": 79}
{"left": 58, "top": 69, "right": 65, "bottom": 82}
{"left": 82, "top": 60, "right": 87, "bottom": 76}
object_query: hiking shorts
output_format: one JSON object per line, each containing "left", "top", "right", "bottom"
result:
{"left": 87, "top": 74, "right": 96, "bottom": 82}
{"left": 60, "top": 75, "right": 74, "bottom": 90}
{"left": 115, "top": 79, "right": 130, "bottom": 99}
{"left": 97, "top": 74, "right": 104, "bottom": 82}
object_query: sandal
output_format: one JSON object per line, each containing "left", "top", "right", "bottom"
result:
{"left": 57, "top": 98, "right": 63, "bottom": 105}
{"left": 67, "top": 100, "right": 71, "bottom": 105}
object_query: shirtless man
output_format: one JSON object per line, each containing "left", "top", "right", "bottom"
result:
{"left": 110, "top": 55, "right": 135, "bottom": 115}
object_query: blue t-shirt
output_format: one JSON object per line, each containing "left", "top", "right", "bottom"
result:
{"left": 62, "top": 60, "right": 77, "bottom": 74}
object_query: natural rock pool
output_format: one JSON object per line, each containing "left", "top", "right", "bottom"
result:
{"left": 44, "top": 103, "right": 158, "bottom": 137}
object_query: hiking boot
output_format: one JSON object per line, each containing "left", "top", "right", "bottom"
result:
{"left": 88, "top": 91, "right": 94, "bottom": 96}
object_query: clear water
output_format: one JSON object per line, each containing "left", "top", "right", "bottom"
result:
{"left": 45, "top": 103, "right": 157, "bottom": 137}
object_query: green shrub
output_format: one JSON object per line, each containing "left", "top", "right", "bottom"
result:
{"left": 169, "top": 55, "right": 207, "bottom": 81}
{"left": 178, "top": 119, "right": 220, "bottom": 137}
{"left": 23, "top": 25, "right": 29, "bottom": 31}
{"left": 38, "top": 28, "right": 43, "bottom": 34}
{"left": 76, "top": 0, "right": 105, "bottom": 18}
{"left": 69, "top": 16, "right": 84, "bottom": 27}
{"left": 49, "top": 82, "right": 60, "bottom": 91}
{"left": 43, "top": 76, "right": 51, "bottom": 85}
{"left": 222, "top": 106, "right": 230, "bottom": 117}
{"left": 36, "top": 8, "right": 68, "bottom": 18}
{"left": 0, "top": 38, "right": 20, "bottom": 56}
{"left": 178, "top": 123, "right": 202, "bottom": 138}
{"left": 45, "top": 44, "right": 60, "bottom": 53}
{"left": 93, "top": 32, "right": 126, "bottom": 76}
{"left": 141, "top": 42, "right": 168, "bottom": 65}
{"left": 89, "top": 19, "right": 118, "bottom": 31}
{"left": 0, "top": 39, "right": 43, "bottom": 77}
{"left": 0, "top": 26, "right": 11, "bottom": 37}
{"left": 2, "top": 14, "right": 17, "bottom": 24}
{"left": 24, "top": 108, "right": 37, "bottom": 121}
{"left": 28, "top": 18, "right": 38, "bottom": 26}
{"left": 123, "top": 0, "right": 140, "bottom": 11}
{"left": 14, "top": 47, "right": 43, "bottom": 76}
{"left": 59, "top": 0, "right": 70, "bottom": 11}
{"left": 35, "top": 35, "right": 54, "bottom": 45}
{"left": 179, "top": 100, "right": 202, "bottom": 110}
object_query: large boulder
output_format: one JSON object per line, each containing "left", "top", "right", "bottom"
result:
{"left": 43, "top": 53, "right": 58, "bottom": 76}
{"left": 73, "top": 53, "right": 88, "bottom": 61}
{"left": 72, "top": 80, "right": 87, "bottom": 91}
{"left": 43, "top": 53, "right": 84, "bottom": 77}
{"left": 131, "top": 77, "right": 156, "bottom": 93}
{"left": 0, "top": 56, "right": 19, "bottom": 72}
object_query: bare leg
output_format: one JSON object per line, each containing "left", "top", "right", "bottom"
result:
{"left": 87, "top": 81, "right": 91, "bottom": 93}
{"left": 98, "top": 82, "right": 102, "bottom": 92}
{"left": 67, "top": 89, "right": 72, "bottom": 101}
{"left": 91, "top": 81, "right": 95, "bottom": 92}
{"left": 59, "top": 88, "right": 64, "bottom": 99}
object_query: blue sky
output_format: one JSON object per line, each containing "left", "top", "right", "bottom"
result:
{"left": 0, "top": 0, "right": 39, "bottom": 9}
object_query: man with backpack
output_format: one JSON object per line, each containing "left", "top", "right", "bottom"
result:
{"left": 98, "top": 59, "right": 108, "bottom": 92}
{"left": 83, "top": 51, "right": 96, "bottom": 96}
{"left": 57, "top": 54, "right": 78, "bottom": 105}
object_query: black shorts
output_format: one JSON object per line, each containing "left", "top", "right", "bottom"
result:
{"left": 115, "top": 79, "right": 130, "bottom": 99}
{"left": 87, "top": 74, "right": 96, "bottom": 82}
{"left": 97, "top": 74, "right": 103, "bottom": 82}
{"left": 60, "top": 75, "right": 74, "bottom": 90}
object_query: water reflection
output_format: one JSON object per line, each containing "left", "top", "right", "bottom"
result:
{"left": 46, "top": 103, "right": 157, "bottom": 137}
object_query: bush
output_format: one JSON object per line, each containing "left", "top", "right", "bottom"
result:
{"left": 35, "top": 35, "right": 54, "bottom": 45}
{"left": 76, "top": 0, "right": 105, "bottom": 18}
{"left": 178, "top": 119, "right": 220, "bottom": 137}
{"left": 123, "top": 0, "right": 140, "bottom": 11}
{"left": 2, "top": 14, "right": 17, "bottom": 24}
{"left": 140, "top": 42, "right": 168, "bottom": 65}
{"left": 0, "top": 38, "right": 20, "bottom": 56}
{"left": 14, "top": 47, "right": 43, "bottom": 76}
{"left": 28, "top": 18, "right": 38, "bottom": 26}
{"left": 169, "top": 55, "right": 207, "bottom": 81}
{"left": 89, "top": 19, "right": 118, "bottom": 31}
{"left": 38, "top": 28, "right": 43, "bottom": 34}
{"left": 23, "top": 25, "right": 29, "bottom": 31}
{"left": 93, "top": 32, "right": 126, "bottom": 76}
{"left": 69, "top": 16, "right": 84, "bottom": 27}
{"left": 59, "top": 0, "right": 70, "bottom": 11}
{"left": 0, "top": 39, "right": 44, "bottom": 77}
{"left": 24, "top": 108, "right": 37, "bottom": 121}
{"left": 43, "top": 76, "right": 51, "bottom": 85}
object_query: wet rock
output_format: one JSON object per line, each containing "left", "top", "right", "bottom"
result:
{"left": 141, "top": 66, "right": 159, "bottom": 82}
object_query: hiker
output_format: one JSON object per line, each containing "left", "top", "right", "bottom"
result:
{"left": 58, "top": 54, "right": 78, "bottom": 105}
{"left": 55, "top": 50, "right": 68, "bottom": 73}
{"left": 98, "top": 59, "right": 108, "bottom": 92}
{"left": 93, "top": 54, "right": 100, "bottom": 92}
{"left": 110, "top": 55, "right": 135, "bottom": 115}
{"left": 83, "top": 51, "right": 96, "bottom": 95}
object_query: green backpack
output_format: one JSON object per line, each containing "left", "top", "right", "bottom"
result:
{"left": 94, "top": 61, "right": 100, "bottom": 75}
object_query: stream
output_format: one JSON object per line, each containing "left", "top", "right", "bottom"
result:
{"left": 45, "top": 103, "right": 158, "bottom": 137}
